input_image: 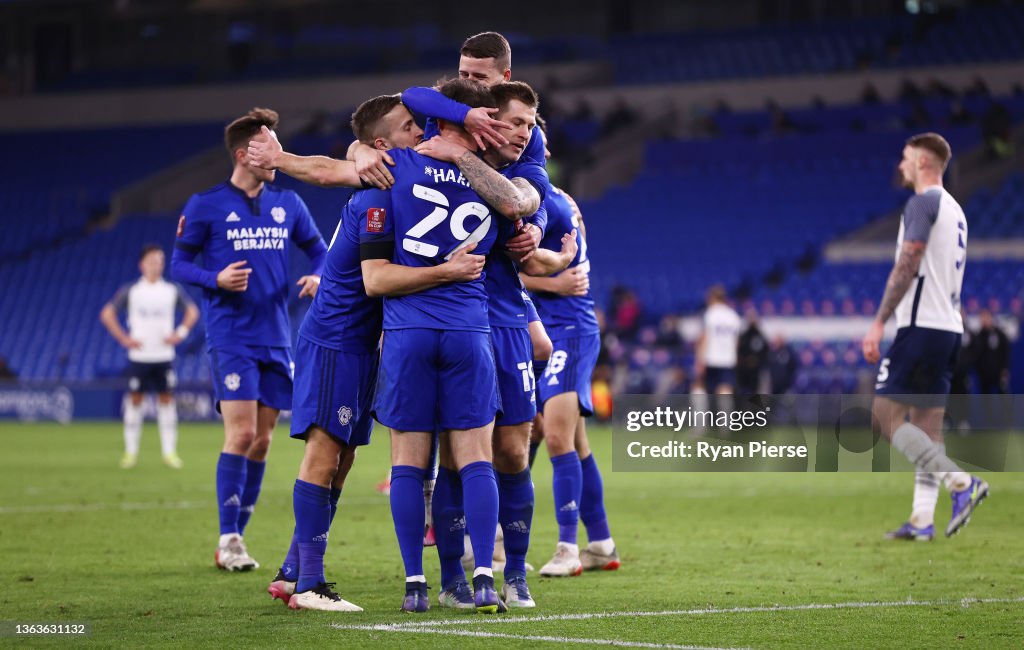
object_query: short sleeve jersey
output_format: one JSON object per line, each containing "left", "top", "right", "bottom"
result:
{"left": 298, "top": 190, "right": 386, "bottom": 352}
{"left": 109, "top": 278, "right": 194, "bottom": 363}
{"left": 530, "top": 186, "right": 600, "bottom": 340}
{"left": 359, "top": 148, "right": 499, "bottom": 332}
{"left": 175, "top": 181, "right": 323, "bottom": 349}
{"left": 703, "top": 303, "right": 741, "bottom": 368}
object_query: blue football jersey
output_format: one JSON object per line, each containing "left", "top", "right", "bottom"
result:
{"left": 298, "top": 190, "right": 385, "bottom": 352}
{"left": 172, "top": 181, "right": 325, "bottom": 349}
{"left": 359, "top": 148, "right": 499, "bottom": 332}
{"left": 485, "top": 162, "right": 550, "bottom": 328}
{"left": 530, "top": 186, "right": 600, "bottom": 340}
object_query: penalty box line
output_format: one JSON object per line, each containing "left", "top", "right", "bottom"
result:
{"left": 332, "top": 595, "right": 1024, "bottom": 633}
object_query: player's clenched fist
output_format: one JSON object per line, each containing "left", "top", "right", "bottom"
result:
{"left": 442, "top": 243, "right": 486, "bottom": 282}
{"left": 217, "top": 260, "right": 252, "bottom": 292}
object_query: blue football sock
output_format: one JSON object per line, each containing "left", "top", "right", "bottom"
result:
{"left": 216, "top": 452, "right": 247, "bottom": 535}
{"left": 237, "top": 458, "right": 266, "bottom": 536}
{"left": 390, "top": 465, "right": 426, "bottom": 578}
{"left": 281, "top": 487, "right": 340, "bottom": 583}
{"left": 498, "top": 468, "right": 534, "bottom": 580}
{"left": 550, "top": 450, "right": 582, "bottom": 544}
{"left": 580, "top": 453, "right": 612, "bottom": 542}
{"left": 460, "top": 461, "right": 498, "bottom": 571}
{"left": 432, "top": 466, "right": 466, "bottom": 588}
{"left": 293, "top": 479, "right": 331, "bottom": 593}
{"left": 528, "top": 440, "right": 541, "bottom": 469}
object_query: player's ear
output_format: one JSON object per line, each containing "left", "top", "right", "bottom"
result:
{"left": 502, "top": 69, "right": 512, "bottom": 81}
{"left": 374, "top": 137, "right": 388, "bottom": 151}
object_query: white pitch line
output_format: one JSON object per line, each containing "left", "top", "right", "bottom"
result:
{"left": 342, "top": 596, "right": 1024, "bottom": 630}
{"left": 328, "top": 623, "right": 737, "bottom": 650}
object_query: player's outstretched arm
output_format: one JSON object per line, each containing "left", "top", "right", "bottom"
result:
{"left": 247, "top": 126, "right": 388, "bottom": 189}
{"left": 862, "top": 240, "right": 926, "bottom": 363}
{"left": 520, "top": 265, "right": 589, "bottom": 297}
{"left": 360, "top": 244, "right": 485, "bottom": 297}
{"left": 518, "top": 229, "right": 578, "bottom": 277}
{"left": 99, "top": 296, "right": 140, "bottom": 350}
{"left": 415, "top": 136, "right": 540, "bottom": 219}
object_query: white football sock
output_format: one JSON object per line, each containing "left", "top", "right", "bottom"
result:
{"left": 589, "top": 538, "right": 616, "bottom": 555}
{"left": 891, "top": 423, "right": 970, "bottom": 491}
{"left": 157, "top": 401, "right": 178, "bottom": 456}
{"left": 123, "top": 399, "right": 143, "bottom": 456}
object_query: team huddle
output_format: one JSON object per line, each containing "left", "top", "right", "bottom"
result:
{"left": 161, "top": 32, "right": 618, "bottom": 614}
{"left": 97, "top": 29, "right": 993, "bottom": 619}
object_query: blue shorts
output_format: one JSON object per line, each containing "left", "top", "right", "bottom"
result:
{"left": 209, "top": 345, "right": 293, "bottom": 411}
{"left": 128, "top": 361, "right": 176, "bottom": 394}
{"left": 538, "top": 333, "right": 600, "bottom": 417}
{"left": 290, "top": 336, "right": 376, "bottom": 447}
{"left": 492, "top": 326, "right": 537, "bottom": 426}
{"left": 705, "top": 366, "right": 736, "bottom": 391}
{"left": 374, "top": 329, "right": 500, "bottom": 431}
{"left": 875, "top": 326, "right": 960, "bottom": 408}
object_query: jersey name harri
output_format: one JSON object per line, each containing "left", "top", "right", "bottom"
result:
{"left": 423, "top": 165, "right": 470, "bottom": 188}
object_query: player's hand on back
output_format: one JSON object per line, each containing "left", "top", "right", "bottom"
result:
{"left": 552, "top": 266, "right": 589, "bottom": 297}
{"left": 862, "top": 320, "right": 884, "bottom": 364}
{"left": 558, "top": 229, "right": 579, "bottom": 265}
{"left": 442, "top": 243, "right": 485, "bottom": 282}
{"left": 217, "top": 260, "right": 252, "bottom": 292}
{"left": 463, "top": 107, "right": 512, "bottom": 151}
{"left": 247, "top": 126, "right": 282, "bottom": 170}
{"left": 353, "top": 144, "right": 395, "bottom": 190}
{"left": 414, "top": 135, "right": 470, "bottom": 164}
{"left": 296, "top": 274, "right": 320, "bottom": 299}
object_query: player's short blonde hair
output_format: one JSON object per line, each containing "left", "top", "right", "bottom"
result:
{"left": 906, "top": 132, "right": 952, "bottom": 170}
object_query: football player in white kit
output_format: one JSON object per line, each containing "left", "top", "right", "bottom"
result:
{"left": 692, "top": 285, "right": 741, "bottom": 426}
{"left": 862, "top": 132, "right": 988, "bottom": 540}
{"left": 100, "top": 244, "right": 199, "bottom": 469}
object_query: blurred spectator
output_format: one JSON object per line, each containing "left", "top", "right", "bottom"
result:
{"left": 767, "top": 336, "right": 798, "bottom": 394}
{"left": 737, "top": 310, "right": 768, "bottom": 395}
{"left": 981, "top": 101, "right": 1013, "bottom": 159}
{"left": 972, "top": 309, "right": 1011, "bottom": 393}
{"left": 601, "top": 98, "right": 638, "bottom": 137}
{"left": 0, "top": 356, "right": 17, "bottom": 381}
{"left": 655, "top": 313, "right": 684, "bottom": 350}
{"left": 609, "top": 286, "right": 642, "bottom": 340}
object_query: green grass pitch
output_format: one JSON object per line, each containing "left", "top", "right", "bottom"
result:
{"left": 1, "top": 421, "right": 1021, "bottom": 648}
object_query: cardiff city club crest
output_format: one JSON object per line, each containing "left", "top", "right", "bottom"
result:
{"left": 271, "top": 206, "right": 286, "bottom": 224}
{"left": 337, "top": 406, "right": 353, "bottom": 426}
{"left": 224, "top": 373, "right": 241, "bottom": 391}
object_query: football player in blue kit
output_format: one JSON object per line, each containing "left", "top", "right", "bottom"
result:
{"left": 415, "top": 81, "right": 578, "bottom": 609}
{"left": 171, "top": 108, "right": 328, "bottom": 572}
{"left": 522, "top": 127, "right": 619, "bottom": 578}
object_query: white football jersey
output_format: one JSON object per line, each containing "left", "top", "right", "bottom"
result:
{"left": 894, "top": 186, "right": 966, "bottom": 334}
{"left": 110, "top": 279, "right": 194, "bottom": 363}
{"left": 703, "top": 303, "right": 741, "bottom": 368}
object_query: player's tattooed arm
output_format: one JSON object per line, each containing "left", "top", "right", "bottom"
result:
{"left": 862, "top": 240, "right": 925, "bottom": 363}
{"left": 876, "top": 241, "right": 926, "bottom": 323}
{"left": 455, "top": 152, "right": 540, "bottom": 219}
{"left": 414, "top": 136, "right": 539, "bottom": 219}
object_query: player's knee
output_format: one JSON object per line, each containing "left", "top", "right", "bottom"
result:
{"left": 531, "top": 333, "right": 553, "bottom": 362}
{"left": 493, "top": 438, "right": 528, "bottom": 473}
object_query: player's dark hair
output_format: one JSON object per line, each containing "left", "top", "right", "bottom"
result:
{"left": 536, "top": 114, "right": 548, "bottom": 134}
{"left": 224, "top": 107, "right": 280, "bottom": 154}
{"left": 350, "top": 94, "right": 403, "bottom": 144}
{"left": 139, "top": 243, "right": 163, "bottom": 262}
{"left": 906, "top": 132, "right": 952, "bottom": 169}
{"left": 706, "top": 284, "right": 727, "bottom": 304}
{"left": 437, "top": 77, "right": 498, "bottom": 110}
{"left": 491, "top": 81, "right": 538, "bottom": 112}
{"left": 460, "top": 31, "right": 511, "bottom": 70}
